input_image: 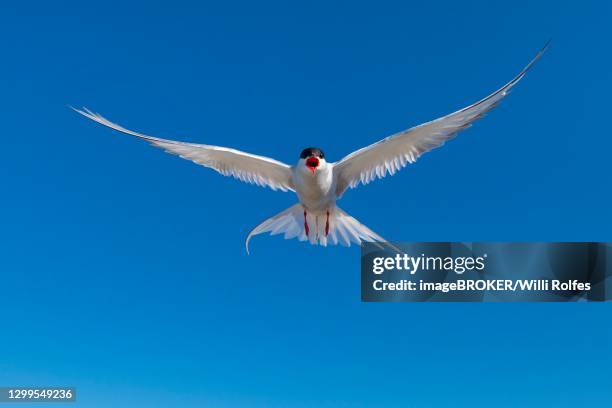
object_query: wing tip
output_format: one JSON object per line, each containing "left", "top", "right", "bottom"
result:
{"left": 532, "top": 38, "right": 551, "bottom": 62}
{"left": 69, "top": 105, "right": 88, "bottom": 117}
{"left": 70, "top": 105, "right": 108, "bottom": 125}
{"left": 541, "top": 38, "right": 552, "bottom": 54}
{"left": 518, "top": 39, "right": 551, "bottom": 79}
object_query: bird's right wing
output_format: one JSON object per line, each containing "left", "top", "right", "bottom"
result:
{"left": 73, "top": 108, "right": 295, "bottom": 192}
{"left": 334, "top": 42, "right": 548, "bottom": 197}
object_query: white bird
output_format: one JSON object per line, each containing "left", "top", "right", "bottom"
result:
{"left": 73, "top": 44, "right": 547, "bottom": 253}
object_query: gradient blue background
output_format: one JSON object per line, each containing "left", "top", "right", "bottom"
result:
{"left": 1, "top": 1, "right": 610, "bottom": 407}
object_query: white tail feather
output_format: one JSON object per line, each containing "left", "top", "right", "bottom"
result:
{"left": 245, "top": 204, "right": 389, "bottom": 254}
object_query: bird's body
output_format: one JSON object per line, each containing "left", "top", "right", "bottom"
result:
{"left": 293, "top": 159, "right": 335, "bottom": 213}
{"left": 73, "top": 43, "right": 548, "bottom": 253}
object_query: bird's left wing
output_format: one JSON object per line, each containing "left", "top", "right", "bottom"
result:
{"left": 73, "top": 108, "right": 295, "bottom": 192}
{"left": 334, "top": 43, "right": 548, "bottom": 197}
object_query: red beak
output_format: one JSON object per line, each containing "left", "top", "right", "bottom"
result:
{"left": 306, "top": 157, "right": 319, "bottom": 174}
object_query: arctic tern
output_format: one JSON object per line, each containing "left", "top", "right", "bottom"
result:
{"left": 73, "top": 43, "right": 547, "bottom": 253}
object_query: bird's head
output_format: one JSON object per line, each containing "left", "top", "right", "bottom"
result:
{"left": 299, "top": 147, "right": 326, "bottom": 174}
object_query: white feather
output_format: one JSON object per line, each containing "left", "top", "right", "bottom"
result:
{"left": 245, "top": 205, "right": 387, "bottom": 253}
{"left": 72, "top": 107, "right": 295, "bottom": 192}
{"left": 333, "top": 43, "right": 548, "bottom": 196}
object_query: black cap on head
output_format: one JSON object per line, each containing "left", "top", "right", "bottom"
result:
{"left": 300, "top": 147, "right": 325, "bottom": 159}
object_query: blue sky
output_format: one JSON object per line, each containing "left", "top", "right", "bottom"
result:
{"left": 1, "top": 0, "right": 610, "bottom": 406}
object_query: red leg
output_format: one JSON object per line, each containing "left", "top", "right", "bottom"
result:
{"left": 325, "top": 210, "right": 330, "bottom": 236}
{"left": 303, "top": 210, "right": 309, "bottom": 237}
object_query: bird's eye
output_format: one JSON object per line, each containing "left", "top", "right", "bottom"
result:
{"left": 319, "top": 153, "right": 324, "bottom": 159}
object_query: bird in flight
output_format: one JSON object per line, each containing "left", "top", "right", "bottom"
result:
{"left": 73, "top": 43, "right": 547, "bottom": 253}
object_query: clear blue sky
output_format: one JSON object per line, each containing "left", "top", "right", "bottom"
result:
{"left": 1, "top": 1, "right": 610, "bottom": 407}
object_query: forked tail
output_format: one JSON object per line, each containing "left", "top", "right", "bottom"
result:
{"left": 245, "top": 204, "right": 391, "bottom": 254}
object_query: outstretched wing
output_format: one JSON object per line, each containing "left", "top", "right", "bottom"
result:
{"left": 334, "top": 42, "right": 548, "bottom": 196}
{"left": 73, "top": 108, "right": 295, "bottom": 192}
